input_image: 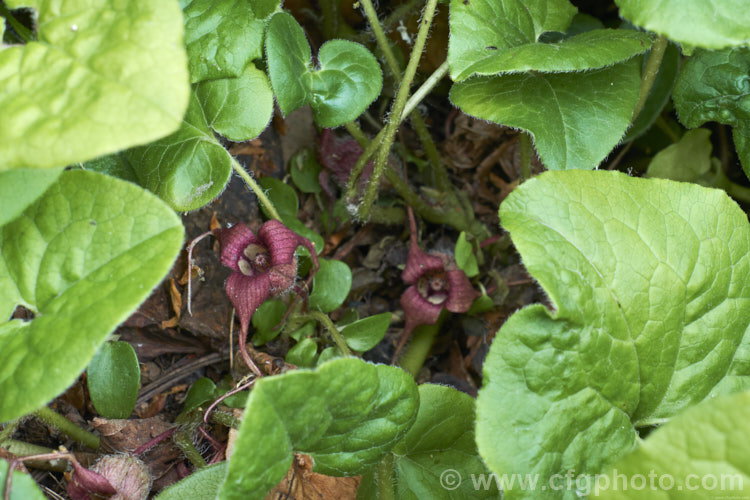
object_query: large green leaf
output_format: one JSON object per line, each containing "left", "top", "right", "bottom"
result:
{"left": 0, "top": 459, "right": 46, "bottom": 500}
{"left": 124, "top": 90, "right": 233, "bottom": 211}
{"left": 219, "top": 358, "right": 419, "bottom": 499}
{"left": 477, "top": 170, "right": 750, "bottom": 499}
{"left": 615, "top": 0, "right": 750, "bottom": 50}
{"left": 359, "top": 385, "right": 499, "bottom": 500}
{"left": 0, "top": 0, "right": 189, "bottom": 169}
{"left": 448, "top": 0, "right": 575, "bottom": 80}
{"left": 180, "top": 0, "right": 278, "bottom": 83}
{"left": 266, "top": 12, "right": 382, "bottom": 127}
{"left": 673, "top": 47, "right": 750, "bottom": 179}
{"left": 457, "top": 29, "right": 651, "bottom": 81}
{"left": 450, "top": 60, "right": 641, "bottom": 170}
{"left": 0, "top": 170, "right": 184, "bottom": 422}
{"left": 597, "top": 391, "right": 750, "bottom": 498}
{"left": 0, "top": 168, "right": 63, "bottom": 227}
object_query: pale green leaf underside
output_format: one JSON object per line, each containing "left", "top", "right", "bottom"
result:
{"left": 646, "top": 128, "right": 716, "bottom": 183}
{"left": 155, "top": 463, "right": 228, "bottom": 500}
{"left": 598, "top": 391, "right": 750, "bottom": 499}
{"left": 523, "top": 0, "right": 578, "bottom": 39}
{"left": 266, "top": 12, "right": 382, "bottom": 127}
{"left": 615, "top": 0, "right": 750, "bottom": 50}
{"left": 0, "top": 170, "right": 183, "bottom": 422}
{"left": 673, "top": 47, "right": 750, "bottom": 178}
{"left": 450, "top": 60, "right": 641, "bottom": 170}
{"left": 220, "top": 358, "right": 418, "bottom": 500}
{"left": 477, "top": 171, "right": 750, "bottom": 499}
{"left": 0, "top": 168, "right": 63, "bottom": 227}
{"left": 0, "top": 0, "right": 189, "bottom": 169}
{"left": 125, "top": 90, "right": 233, "bottom": 211}
{"left": 456, "top": 30, "right": 651, "bottom": 81}
{"left": 196, "top": 62, "right": 274, "bottom": 142}
{"left": 180, "top": 0, "right": 271, "bottom": 83}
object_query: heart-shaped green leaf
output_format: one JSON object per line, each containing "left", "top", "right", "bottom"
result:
{"left": 450, "top": 59, "right": 641, "bottom": 170}
{"left": 615, "top": 0, "right": 750, "bottom": 50}
{"left": 0, "top": 170, "right": 184, "bottom": 422}
{"left": 597, "top": 391, "right": 750, "bottom": 498}
{"left": 0, "top": 0, "right": 189, "bottom": 169}
{"left": 477, "top": 170, "right": 750, "bottom": 499}
{"left": 0, "top": 168, "right": 63, "bottom": 227}
{"left": 309, "top": 259, "right": 352, "bottom": 313}
{"left": 673, "top": 47, "right": 750, "bottom": 179}
{"left": 180, "top": 0, "right": 278, "bottom": 83}
{"left": 340, "top": 312, "right": 390, "bottom": 352}
{"left": 87, "top": 341, "right": 141, "bottom": 419}
{"left": 124, "top": 90, "right": 233, "bottom": 211}
{"left": 456, "top": 29, "right": 651, "bottom": 81}
{"left": 219, "top": 357, "right": 419, "bottom": 499}
{"left": 266, "top": 12, "right": 382, "bottom": 127}
{"left": 359, "top": 384, "right": 498, "bottom": 499}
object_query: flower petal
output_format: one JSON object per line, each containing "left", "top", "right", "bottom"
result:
{"left": 444, "top": 269, "right": 478, "bottom": 313}
{"left": 215, "top": 223, "right": 261, "bottom": 271}
{"left": 400, "top": 285, "right": 443, "bottom": 336}
{"left": 225, "top": 271, "right": 271, "bottom": 334}
{"left": 402, "top": 245, "right": 445, "bottom": 285}
{"left": 259, "top": 220, "right": 319, "bottom": 273}
{"left": 268, "top": 261, "right": 298, "bottom": 295}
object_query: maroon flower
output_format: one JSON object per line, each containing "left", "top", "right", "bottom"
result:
{"left": 214, "top": 220, "right": 319, "bottom": 337}
{"left": 318, "top": 128, "right": 374, "bottom": 196}
{"left": 397, "top": 213, "right": 478, "bottom": 353}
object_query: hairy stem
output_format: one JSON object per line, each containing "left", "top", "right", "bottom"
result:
{"left": 377, "top": 453, "right": 396, "bottom": 500}
{"left": 209, "top": 410, "right": 241, "bottom": 430}
{"left": 519, "top": 132, "right": 532, "bottom": 181}
{"left": 632, "top": 35, "right": 669, "bottom": 120}
{"left": 174, "top": 429, "right": 207, "bottom": 469}
{"left": 33, "top": 407, "right": 99, "bottom": 450}
{"left": 231, "top": 159, "right": 281, "bottom": 222}
{"left": 303, "top": 311, "right": 352, "bottom": 356}
{"left": 398, "top": 311, "right": 446, "bottom": 378}
{"left": 358, "top": 0, "right": 441, "bottom": 221}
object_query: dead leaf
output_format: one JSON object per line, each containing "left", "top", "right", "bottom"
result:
{"left": 265, "top": 454, "right": 360, "bottom": 500}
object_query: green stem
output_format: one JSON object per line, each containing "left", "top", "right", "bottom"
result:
{"left": 632, "top": 35, "right": 669, "bottom": 120}
{"left": 654, "top": 115, "right": 681, "bottom": 143}
{"left": 359, "top": 0, "right": 402, "bottom": 82}
{"left": 1, "top": 440, "right": 72, "bottom": 472}
{"left": 304, "top": 311, "right": 352, "bottom": 356}
{"left": 358, "top": 0, "right": 441, "bottom": 221}
{"left": 399, "top": 61, "right": 449, "bottom": 121}
{"left": 231, "top": 159, "right": 281, "bottom": 222}
{"left": 377, "top": 453, "right": 396, "bottom": 500}
{"left": 0, "top": 4, "right": 34, "bottom": 43}
{"left": 0, "top": 420, "right": 19, "bottom": 444}
{"left": 209, "top": 410, "right": 241, "bottom": 430}
{"left": 174, "top": 429, "right": 207, "bottom": 469}
{"left": 519, "top": 132, "right": 532, "bottom": 181}
{"left": 33, "top": 407, "right": 99, "bottom": 450}
{"left": 717, "top": 171, "right": 750, "bottom": 205}
{"left": 398, "top": 311, "right": 446, "bottom": 378}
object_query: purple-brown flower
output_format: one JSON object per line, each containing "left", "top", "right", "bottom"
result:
{"left": 397, "top": 214, "right": 478, "bottom": 352}
{"left": 214, "top": 220, "right": 318, "bottom": 336}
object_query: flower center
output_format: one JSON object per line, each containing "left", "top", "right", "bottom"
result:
{"left": 238, "top": 243, "right": 271, "bottom": 276}
{"left": 417, "top": 271, "right": 449, "bottom": 305}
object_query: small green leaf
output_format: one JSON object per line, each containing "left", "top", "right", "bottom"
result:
{"left": 290, "top": 321, "right": 316, "bottom": 343}
{"left": 454, "top": 232, "right": 479, "bottom": 278}
{"left": 0, "top": 0, "right": 189, "bottom": 170}
{"left": 478, "top": 170, "right": 750, "bottom": 498}
{"left": 258, "top": 177, "right": 299, "bottom": 220}
{"left": 0, "top": 459, "right": 46, "bottom": 500}
{"left": 181, "top": 377, "right": 218, "bottom": 416}
{"left": 597, "top": 391, "right": 750, "bottom": 499}
{"left": 87, "top": 341, "right": 140, "bottom": 419}
{"left": 251, "top": 299, "right": 287, "bottom": 346}
{"left": 155, "top": 463, "right": 228, "bottom": 500}
{"left": 360, "top": 385, "right": 498, "bottom": 499}
{"left": 125, "top": 90, "right": 233, "bottom": 211}
{"left": 0, "top": 168, "right": 63, "bottom": 227}
{"left": 316, "top": 346, "right": 341, "bottom": 365}
{"left": 309, "top": 259, "right": 352, "bottom": 313}
{"left": 615, "top": 0, "right": 750, "bottom": 50}
{"left": 196, "top": 63, "right": 274, "bottom": 142}
{"left": 285, "top": 337, "right": 318, "bottom": 367}
{"left": 0, "top": 170, "right": 184, "bottom": 422}
{"left": 340, "top": 312, "right": 391, "bottom": 352}
{"left": 289, "top": 149, "right": 323, "bottom": 194}
{"left": 645, "top": 128, "right": 717, "bottom": 184}
{"left": 450, "top": 59, "right": 641, "bottom": 170}
{"left": 266, "top": 12, "right": 382, "bottom": 127}
{"left": 219, "top": 358, "right": 419, "bottom": 499}
{"left": 457, "top": 29, "right": 652, "bottom": 81}
{"left": 180, "top": 0, "right": 275, "bottom": 83}
{"left": 673, "top": 47, "right": 750, "bottom": 178}
{"left": 468, "top": 294, "right": 494, "bottom": 315}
